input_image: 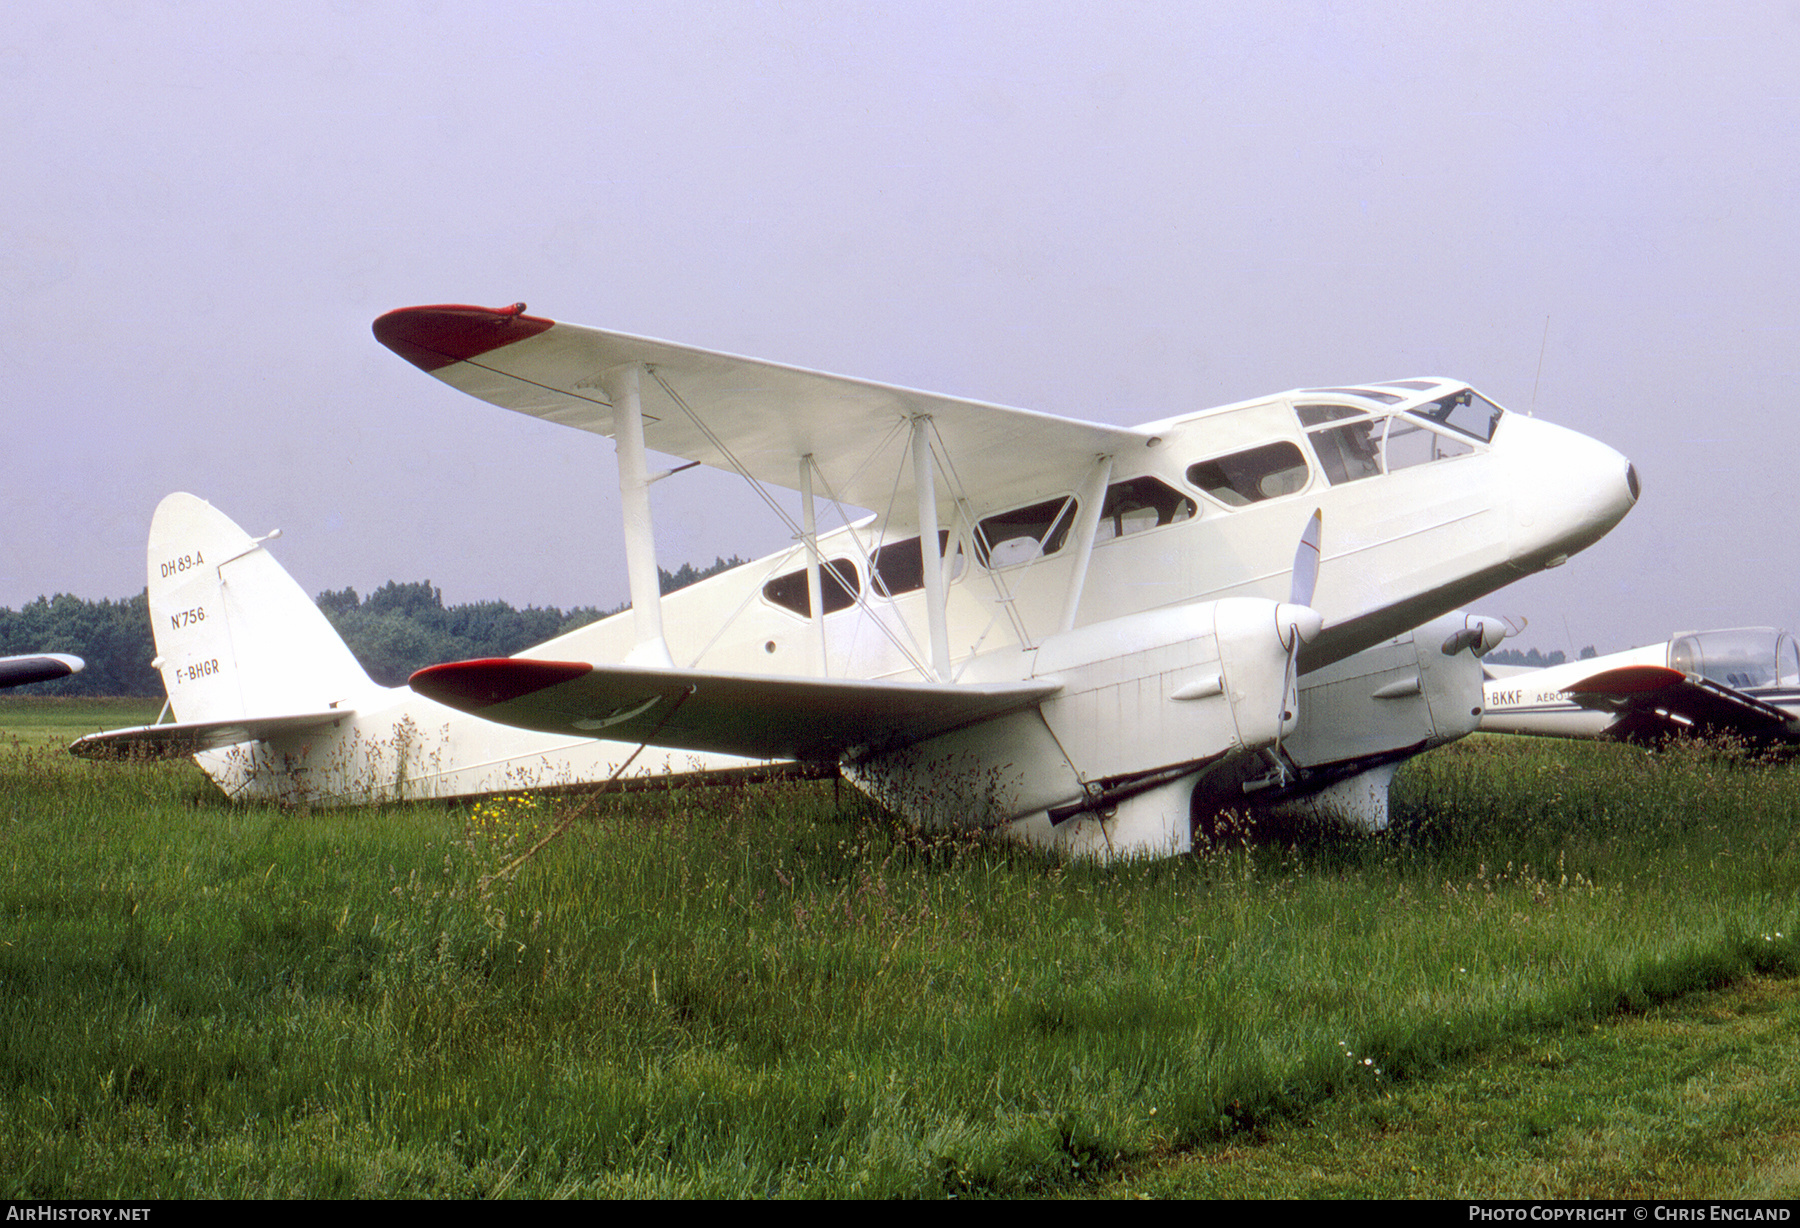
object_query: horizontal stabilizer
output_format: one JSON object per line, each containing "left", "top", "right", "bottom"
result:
{"left": 1565, "top": 664, "right": 1793, "bottom": 737}
{"left": 69, "top": 710, "right": 349, "bottom": 762}
{"left": 410, "top": 658, "right": 1060, "bottom": 762}
{"left": 0, "top": 653, "right": 83, "bottom": 689}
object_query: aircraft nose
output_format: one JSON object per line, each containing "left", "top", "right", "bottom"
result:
{"left": 1499, "top": 415, "right": 1637, "bottom": 569}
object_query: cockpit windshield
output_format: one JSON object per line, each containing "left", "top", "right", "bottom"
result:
{"left": 1668, "top": 628, "right": 1800, "bottom": 689}
{"left": 1296, "top": 401, "right": 1477, "bottom": 486}
{"left": 1413, "top": 389, "right": 1504, "bottom": 443}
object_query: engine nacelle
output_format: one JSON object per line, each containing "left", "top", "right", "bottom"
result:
{"left": 1031, "top": 597, "right": 1315, "bottom": 783}
{"left": 855, "top": 597, "right": 1327, "bottom": 859}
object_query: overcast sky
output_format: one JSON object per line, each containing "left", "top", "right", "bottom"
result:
{"left": 4, "top": 1, "right": 1796, "bottom": 655}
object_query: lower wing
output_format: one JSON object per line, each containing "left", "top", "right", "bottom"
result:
{"left": 409, "top": 658, "right": 1060, "bottom": 762}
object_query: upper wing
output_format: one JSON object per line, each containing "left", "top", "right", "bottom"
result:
{"left": 409, "top": 658, "right": 1060, "bottom": 762}
{"left": 1564, "top": 664, "right": 1795, "bottom": 741}
{"left": 0, "top": 653, "right": 83, "bottom": 689}
{"left": 374, "top": 304, "right": 1157, "bottom": 511}
{"left": 70, "top": 710, "right": 348, "bottom": 761}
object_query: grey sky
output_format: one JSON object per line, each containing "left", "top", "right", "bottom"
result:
{"left": 4, "top": 1, "right": 1796, "bottom": 656}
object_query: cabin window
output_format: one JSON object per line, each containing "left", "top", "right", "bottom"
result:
{"left": 870, "top": 532, "right": 964, "bottom": 598}
{"left": 1305, "top": 418, "right": 1383, "bottom": 486}
{"left": 1414, "top": 389, "right": 1504, "bottom": 442}
{"left": 763, "top": 558, "right": 860, "bottom": 617}
{"left": 1295, "top": 403, "right": 1368, "bottom": 427}
{"left": 1094, "top": 476, "right": 1196, "bottom": 542}
{"left": 975, "top": 497, "right": 1078, "bottom": 568}
{"left": 1383, "top": 415, "right": 1474, "bottom": 471}
{"left": 1187, "top": 441, "right": 1310, "bottom": 505}
{"left": 1308, "top": 410, "right": 1477, "bottom": 483}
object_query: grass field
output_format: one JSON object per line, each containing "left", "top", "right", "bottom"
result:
{"left": 2, "top": 696, "right": 1797, "bottom": 1198}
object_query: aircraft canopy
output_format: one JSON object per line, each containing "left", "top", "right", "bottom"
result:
{"left": 1669, "top": 628, "right": 1800, "bottom": 689}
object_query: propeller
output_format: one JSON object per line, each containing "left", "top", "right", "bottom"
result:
{"left": 1289, "top": 508, "right": 1322, "bottom": 609}
{"left": 1271, "top": 510, "right": 1326, "bottom": 779}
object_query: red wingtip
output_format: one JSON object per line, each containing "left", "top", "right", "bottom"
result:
{"left": 1565, "top": 664, "right": 1685, "bottom": 696}
{"left": 373, "top": 303, "right": 555, "bottom": 372}
{"left": 410, "top": 658, "right": 591, "bottom": 708}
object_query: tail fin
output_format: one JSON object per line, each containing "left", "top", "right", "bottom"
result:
{"left": 148, "top": 493, "right": 373, "bottom": 722}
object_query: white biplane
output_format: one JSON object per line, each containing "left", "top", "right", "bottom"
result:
{"left": 363, "top": 302, "right": 1637, "bottom": 856}
{"left": 1483, "top": 627, "right": 1800, "bottom": 744}
{"left": 71, "top": 303, "right": 1637, "bottom": 855}
{"left": 70, "top": 488, "right": 1524, "bottom": 838}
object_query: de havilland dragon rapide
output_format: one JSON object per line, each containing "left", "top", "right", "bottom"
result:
{"left": 74, "top": 303, "right": 1639, "bottom": 858}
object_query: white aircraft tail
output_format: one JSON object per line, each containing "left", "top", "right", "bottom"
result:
{"left": 147, "top": 492, "right": 374, "bottom": 723}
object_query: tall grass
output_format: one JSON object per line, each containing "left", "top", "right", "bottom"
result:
{"left": 2, "top": 716, "right": 1797, "bottom": 1197}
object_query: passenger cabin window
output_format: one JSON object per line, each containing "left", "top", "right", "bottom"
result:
{"left": 975, "top": 497, "right": 1078, "bottom": 568}
{"left": 1094, "top": 477, "right": 1196, "bottom": 542}
{"left": 1186, "top": 442, "right": 1310, "bottom": 506}
{"left": 763, "top": 558, "right": 860, "bottom": 617}
{"left": 870, "top": 532, "right": 964, "bottom": 598}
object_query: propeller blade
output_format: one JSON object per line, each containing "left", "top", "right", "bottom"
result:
{"left": 1290, "top": 509, "right": 1322, "bottom": 607}
{"left": 1274, "top": 511, "right": 1324, "bottom": 781}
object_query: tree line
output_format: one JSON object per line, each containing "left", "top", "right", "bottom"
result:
{"left": 1484, "top": 645, "right": 1599, "bottom": 668}
{"left": 0, "top": 556, "right": 745, "bottom": 696}
{"left": 3, "top": 561, "right": 1592, "bottom": 698}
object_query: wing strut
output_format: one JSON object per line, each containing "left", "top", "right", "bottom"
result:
{"left": 800, "top": 455, "right": 828, "bottom": 677}
{"left": 911, "top": 416, "right": 952, "bottom": 682}
{"left": 1057, "top": 454, "right": 1114, "bottom": 634}
{"left": 604, "top": 363, "right": 675, "bottom": 668}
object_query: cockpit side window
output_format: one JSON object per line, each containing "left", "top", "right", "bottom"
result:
{"left": 975, "top": 496, "right": 1078, "bottom": 568}
{"left": 1299, "top": 400, "right": 1479, "bottom": 482}
{"left": 1384, "top": 415, "right": 1475, "bottom": 471}
{"left": 1295, "top": 403, "right": 1367, "bottom": 427}
{"left": 1094, "top": 476, "right": 1196, "bottom": 542}
{"left": 1186, "top": 442, "right": 1310, "bottom": 506}
{"left": 1415, "top": 389, "right": 1504, "bottom": 442}
{"left": 1306, "top": 418, "right": 1383, "bottom": 485}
